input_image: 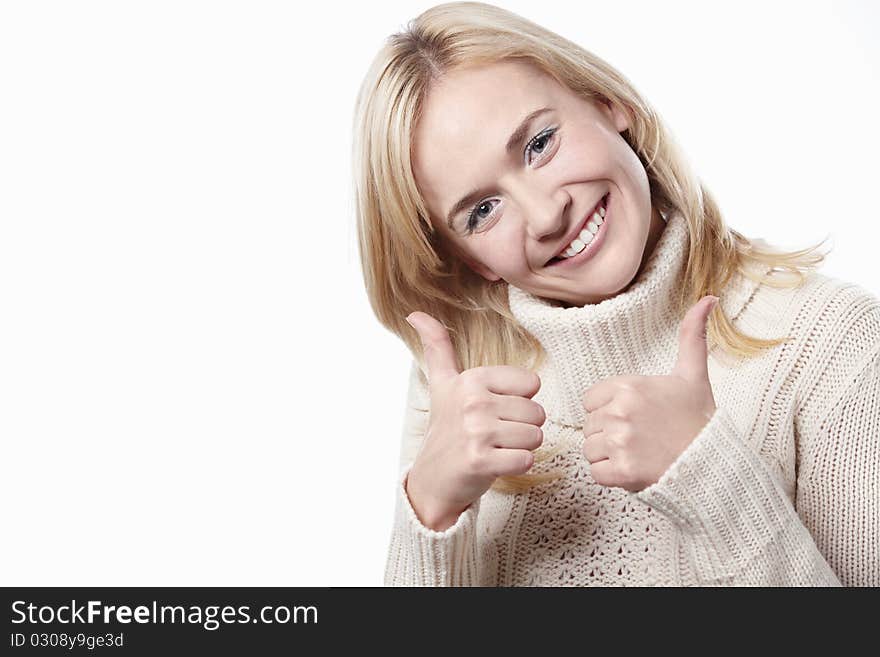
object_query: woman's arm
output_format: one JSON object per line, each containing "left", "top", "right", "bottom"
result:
{"left": 632, "top": 403, "right": 843, "bottom": 585}
{"left": 632, "top": 294, "right": 880, "bottom": 586}
{"left": 793, "top": 342, "right": 880, "bottom": 586}
{"left": 383, "top": 360, "right": 482, "bottom": 586}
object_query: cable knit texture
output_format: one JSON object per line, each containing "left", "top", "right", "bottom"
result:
{"left": 384, "top": 210, "right": 880, "bottom": 586}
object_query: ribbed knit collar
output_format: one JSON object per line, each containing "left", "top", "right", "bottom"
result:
{"left": 507, "top": 210, "right": 768, "bottom": 427}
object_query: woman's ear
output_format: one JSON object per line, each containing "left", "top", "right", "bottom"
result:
{"left": 598, "top": 97, "right": 632, "bottom": 134}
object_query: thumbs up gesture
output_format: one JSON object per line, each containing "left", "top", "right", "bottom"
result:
{"left": 404, "top": 311, "right": 547, "bottom": 531}
{"left": 581, "top": 296, "right": 720, "bottom": 492}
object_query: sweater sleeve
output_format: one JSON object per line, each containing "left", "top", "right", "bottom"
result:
{"left": 789, "top": 286, "right": 880, "bottom": 586}
{"left": 383, "top": 359, "right": 482, "bottom": 586}
{"left": 793, "top": 345, "right": 880, "bottom": 586}
{"left": 632, "top": 289, "right": 880, "bottom": 586}
{"left": 631, "top": 404, "right": 842, "bottom": 586}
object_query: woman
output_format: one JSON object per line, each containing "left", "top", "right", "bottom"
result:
{"left": 351, "top": 2, "right": 879, "bottom": 586}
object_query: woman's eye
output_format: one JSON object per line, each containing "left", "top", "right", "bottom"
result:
{"left": 526, "top": 128, "right": 556, "bottom": 163}
{"left": 465, "top": 199, "right": 499, "bottom": 234}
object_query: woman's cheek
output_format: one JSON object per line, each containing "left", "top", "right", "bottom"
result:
{"left": 558, "top": 133, "right": 612, "bottom": 177}
{"left": 484, "top": 230, "right": 526, "bottom": 274}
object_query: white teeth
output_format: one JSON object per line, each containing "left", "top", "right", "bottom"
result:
{"left": 559, "top": 206, "right": 605, "bottom": 259}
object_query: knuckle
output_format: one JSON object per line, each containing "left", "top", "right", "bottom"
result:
{"left": 527, "top": 371, "right": 541, "bottom": 391}
{"left": 621, "top": 377, "right": 642, "bottom": 392}
{"left": 612, "top": 396, "right": 632, "bottom": 416}
{"left": 585, "top": 409, "right": 600, "bottom": 427}
{"left": 622, "top": 387, "right": 643, "bottom": 407}
{"left": 608, "top": 399, "right": 628, "bottom": 419}
{"left": 616, "top": 456, "right": 636, "bottom": 485}
{"left": 516, "top": 450, "right": 534, "bottom": 474}
{"left": 532, "top": 425, "right": 544, "bottom": 449}
{"left": 589, "top": 462, "right": 608, "bottom": 486}
{"left": 462, "top": 413, "right": 490, "bottom": 440}
{"left": 457, "top": 369, "right": 475, "bottom": 389}
{"left": 535, "top": 402, "right": 547, "bottom": 426}
{"left": 465, "top": 366, "right": 488, "bottom": 385}
{"left": 614, "top": 427, "right": 633, "bottom": 448}
{"left": 466, "top": 446, "right": 488, "bottom": 475}
{"left": 461, "top": 393, "right": 489, "bottom": 415}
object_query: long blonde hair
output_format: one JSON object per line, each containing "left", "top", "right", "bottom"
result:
{"left": 350, "top": 1, "right": 829, "bottom": 493}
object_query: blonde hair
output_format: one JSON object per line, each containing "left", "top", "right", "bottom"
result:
{"left": 350, "top": 1, "right": 830, "bottom": 493}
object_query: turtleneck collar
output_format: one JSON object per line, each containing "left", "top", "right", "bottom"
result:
{"left": 507, "top": 210, "right": 769, "bottom": 427}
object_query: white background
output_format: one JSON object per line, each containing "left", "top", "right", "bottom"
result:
{"left": 0, "top": 1, "right": 877, "bottom": 586}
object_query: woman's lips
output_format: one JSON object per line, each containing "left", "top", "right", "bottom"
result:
{"left": 545, "top": 193, "right": 609, "bottom": 265}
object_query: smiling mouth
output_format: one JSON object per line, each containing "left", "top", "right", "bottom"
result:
{"left": 545, "top": 193, "right": 609, "bottom": 266}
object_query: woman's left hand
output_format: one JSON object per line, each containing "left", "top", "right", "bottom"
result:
{"left": 581, "top": 295, "right": 720, "bottom": 492}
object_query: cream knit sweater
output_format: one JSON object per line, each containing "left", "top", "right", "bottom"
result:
{"left": 384, "top": 211, "right": 880, "bottom": 586}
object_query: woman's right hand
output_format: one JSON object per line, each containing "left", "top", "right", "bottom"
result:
{"left": 404, "top": 311, "right": 546, "bottom": 531}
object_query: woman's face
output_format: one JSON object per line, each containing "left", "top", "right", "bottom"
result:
{"left": 412, "top": 60, "right": 666, "bottom": 307}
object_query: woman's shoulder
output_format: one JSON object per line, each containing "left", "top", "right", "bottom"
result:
{"left": 797, "top": 269, "right": 880, "bottom": 375}
{"left": 765, "top": 267, "right": 879, "bottom": 340}
{"left": 741, "top": 263, "right": 879, "bottom": 341}
{"left": 748, "top": 267, "right": 880, "bottom": 409}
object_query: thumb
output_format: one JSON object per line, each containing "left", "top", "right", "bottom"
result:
{"left": 671, "top": 295, "right": 719, "bottom": 384}
{"left": 405, "top": 311, "right": 463, "bottom": 384}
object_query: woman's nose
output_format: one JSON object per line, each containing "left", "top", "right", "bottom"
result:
{"left": 519, "top": 191, "right": 568, "bottom": 241}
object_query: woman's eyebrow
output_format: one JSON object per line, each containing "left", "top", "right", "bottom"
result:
{"left": 445, "top": 106, "right": 555, "bottom": 229}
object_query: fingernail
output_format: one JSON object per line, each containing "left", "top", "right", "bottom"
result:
{"left": 405, "top": 313, "right": 416, "bottom": 328}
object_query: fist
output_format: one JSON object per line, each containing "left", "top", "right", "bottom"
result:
{"left": 581, "top": 295, "right": 720, "bottom": 492}
{"left": 404, "top": 311, "right": 547, "bottom": 530}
